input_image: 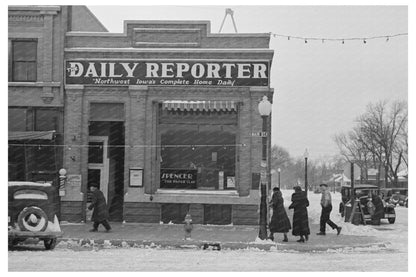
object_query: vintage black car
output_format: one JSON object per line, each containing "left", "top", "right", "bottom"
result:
{"left": 339, "top": 184, "right": 396, "bottom": 224}
{"left": 8, "top": 182, "right": 63, "bottom": 250}
{"left": 390, "top": 188, "right": 408, "bottom": 206}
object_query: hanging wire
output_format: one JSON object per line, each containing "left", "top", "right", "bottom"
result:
{"left": 270, "top": 32, "right": 407, "bottom": 43}
{"left": 8, "top": 143, "right": 248, "bottom": 148}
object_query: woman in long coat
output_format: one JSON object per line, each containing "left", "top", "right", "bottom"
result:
{"left": 268, "top": 187, "right": 291, "bottom": 242}
{"left": 288, "top": 186, "right": 310, "bottom": 242}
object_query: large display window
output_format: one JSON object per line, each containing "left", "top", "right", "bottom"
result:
{"left": 159, "top": 101, "right": 238, "bottom": 190}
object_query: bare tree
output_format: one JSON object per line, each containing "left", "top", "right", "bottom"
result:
{"left": 270, "top": 145, "right": 291, "bottom": 170}
{"left": 334, "top": 100, "right": 407, "bottom": 186}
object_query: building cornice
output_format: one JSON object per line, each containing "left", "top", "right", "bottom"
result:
{"left": 64, "top": 47, "right": 274, "bottom": 54}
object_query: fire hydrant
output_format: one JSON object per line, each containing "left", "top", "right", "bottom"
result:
{"left": 184, "top": 213, "right": 193, "bottom": 240}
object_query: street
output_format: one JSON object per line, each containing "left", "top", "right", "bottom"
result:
{"left": 8, "top": 192, "right": 408, "bottom": 272}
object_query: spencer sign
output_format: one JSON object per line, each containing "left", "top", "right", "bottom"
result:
{"left": 160, "top": 169, "right": 197, "bottom": 189}
{"left": 65, "top": 60, "right": 269, "bottom": 87}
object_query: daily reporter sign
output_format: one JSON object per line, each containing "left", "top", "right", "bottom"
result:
{"left": 65, "top": 60, "right": 269, "bottom": 87}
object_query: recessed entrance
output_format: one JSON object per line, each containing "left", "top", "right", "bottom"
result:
{"left": 88, "top": 121, "right": 125, "bottom": 222}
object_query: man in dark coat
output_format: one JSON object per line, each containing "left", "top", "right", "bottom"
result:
{"left": 317, "top": 183, "right": 342, "bottom": 235}
{"left": 371, "top": 193, "right": 384, "bottom": 225}
{"left": 268, "top": 187, "right": 291, "bottom": 242}
{"left": 288, "top": 186, "right": 310, "bottom": 242}
{"left": 88, "top": 183, "right": 111, "bottom": 232}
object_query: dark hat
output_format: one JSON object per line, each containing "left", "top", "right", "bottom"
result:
{"left": 273, "top": 187, "right": 280, "bottom": 192}
{"left": 319, "top": 183, "right": 328, "bottom": 187}
{"left": 293, "top": 186, "right": 302, "bottom": 192}
{"left": 90, "top": 183, "right": 99, "bottom": 188}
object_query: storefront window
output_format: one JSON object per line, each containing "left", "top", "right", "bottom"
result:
{"left": 8, "top": 108, "right": 29, "bottom": 131}
{"left": 8, "top": 107, "right": 63, "bottom": 182}
{"left": 35, "top": 109, "right": 59, "bottom": 131}
{"left": 159, "top": 106, "right": 237, "bottom": 190}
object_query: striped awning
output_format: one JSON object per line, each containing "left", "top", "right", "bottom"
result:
{"left": 8, "top": 131, "right": 55, "bottom": 141}
{"left": 162, "top": 100, "right": 237, "bottom": 112}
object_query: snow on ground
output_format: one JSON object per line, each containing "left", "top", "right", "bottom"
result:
{"left": 281, "top": 189, "right": 379, "bottom": 236}
{"left": 8, "top": 189, "right": 407, "bottom": 271}
{"left": 8, "top": 246, "right": 407, "bottom": 271}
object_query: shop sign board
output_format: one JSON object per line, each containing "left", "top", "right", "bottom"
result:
{"left": 65, "top": 60, "right": 270, "bottom": 87}
{"left": 160, "top": 168, "right": 197, "bottom": 189}
{"left": 251, "top": 131, "right": 268, "bottom": 137}
{"left": 129, "top": 168, "right": 143, "bottom": 187}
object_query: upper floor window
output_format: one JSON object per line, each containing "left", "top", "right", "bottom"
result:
{"left": 11, "top": 40, "right": 37, "bottom": 82}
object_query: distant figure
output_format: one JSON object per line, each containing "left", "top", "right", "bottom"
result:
{"left": 268, "top": 187, "right": 291, "bottom": 242}
{"left": 317, "top": 183, "right": 342, "bottom": 236}
{"left": 88, "top": 183, "right": 111, "bottom": 232}
{"left": 289, "top": 186, "right": 310, "bottom": 243}
{"left": 371, "top": 193, "right": 384, "bottom": 225}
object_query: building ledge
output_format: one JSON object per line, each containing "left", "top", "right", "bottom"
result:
{"left": 8, "top": 81, "right": 61, "bottom": 87}
{"left": 156, "top": 189, "right": 239, "bottom": 196}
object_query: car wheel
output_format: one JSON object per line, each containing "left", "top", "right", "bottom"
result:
{"left": 388, "top": 217, "right": 395, "bottom": 224}
{"left": 44, "top": 238, "right": 57, "bottom": 250}
{"left": 17, "top": 206, "right": 49, "bottom": 232}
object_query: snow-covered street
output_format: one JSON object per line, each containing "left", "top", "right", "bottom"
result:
{"left": 7, "top": 244, "right": 407, "bottom": 271}
{"left": 8, "top": 191, "right": 408, "bottom": 271}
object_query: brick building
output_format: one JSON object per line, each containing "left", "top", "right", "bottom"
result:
{"left": 9, "top": 6, "right": 274, "bottom": 225}
{"left": 8, "top": 6, "right": 106, "bottom": 183}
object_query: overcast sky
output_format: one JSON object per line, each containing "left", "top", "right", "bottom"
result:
{"left": 88, "top": 5, "right": 408, "bottom": 160}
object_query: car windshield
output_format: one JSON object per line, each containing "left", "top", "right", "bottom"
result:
{"left": 14, "top": 189, "right": 48, "bottom": 200}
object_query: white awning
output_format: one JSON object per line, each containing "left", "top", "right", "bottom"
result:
{"left": 162, "top": 100, "right": 237, "bottom": 112}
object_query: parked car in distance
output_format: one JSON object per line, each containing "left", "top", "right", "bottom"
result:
{"left": 339, "top": 184, "right": 396, "bottom": 224}
{"left": 390, "top": 188, "right": 408, "bottom": 206}
{"left": 8, "top": 182, "right": 63, "bottom": 250}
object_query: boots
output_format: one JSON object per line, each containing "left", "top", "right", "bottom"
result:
{"left": 282, "top": 233, "right": 288, "bottom": 242}
{"left": 297, "top": 236, "right": 305, "bottom": 243}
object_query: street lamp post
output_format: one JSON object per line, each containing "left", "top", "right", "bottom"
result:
{"left": 304, "top": 149, "right": 309, "bottom": 195}
{"left": 278, "top": 168, "right": 281, "bottom": 189}
{"left": 258, "top": 95, "right": 272, "bottom": 240}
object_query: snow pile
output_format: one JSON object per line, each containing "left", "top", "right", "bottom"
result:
{"left": 251, "top": 237, "right": 275, "bottom": 244}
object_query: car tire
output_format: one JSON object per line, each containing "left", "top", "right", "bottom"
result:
{"left": 388, "top": 217, "right": 395, "bottom": 224}
{"left": 17, "top": 206, "right": 49, "bottom": 232}
{"left": 44, "top": 238, "right": 57, "bottom": 250}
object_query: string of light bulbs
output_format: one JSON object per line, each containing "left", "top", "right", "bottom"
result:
{"left": 270, "top": 32, "right": 408, "bottom": 44}
{"left": 8, "top": 143, "right": 248, "bottom": 149}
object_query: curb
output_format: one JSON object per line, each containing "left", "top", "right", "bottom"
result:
{"left": 57, "top": 237, "right": 390, "bottom": 252}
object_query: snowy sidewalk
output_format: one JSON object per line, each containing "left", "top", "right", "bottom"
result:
{"left": 58, "top": 221, "right": 386, "bottom": 252}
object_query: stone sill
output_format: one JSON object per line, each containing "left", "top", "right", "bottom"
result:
{"left": 156, "top": 189, "right": 239, "bottom": 196}
{"left": 8, "top": 82, "right": 61, "bottom": 87}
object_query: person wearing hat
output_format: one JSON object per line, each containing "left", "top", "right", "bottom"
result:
{"left": 268, "top": 187, "right": 291, "bottom": 242}
{"left": 87, "top": 183, "right": 111, "bottom": 232}
{"left": 317, "top": 183, "right": 341, "bottom": 236}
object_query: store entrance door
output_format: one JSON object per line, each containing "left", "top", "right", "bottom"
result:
{"left": 87, "top": 136, "right": 109, "bottom": 207}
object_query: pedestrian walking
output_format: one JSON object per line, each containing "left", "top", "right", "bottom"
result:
{"left": 87, "top": 183, "right": 111, "bottom": 232}
{"left": 317, "top": 183, "right": 342, "bottom": 236}
{"left": 288, "top": 186, "right": 310, "bottom": 243}
{"left": 268, "top": 187, "right": 291, "bottom": 242}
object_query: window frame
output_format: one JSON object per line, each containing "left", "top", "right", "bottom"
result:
{"left": 10, "top": 39, "right": 38, "bottom": 82}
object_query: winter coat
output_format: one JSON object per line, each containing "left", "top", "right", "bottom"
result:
{"left": 288, "top": 191, "right": 310, "bottom": 236}
{"left": 321, "top": 190, "right": 332, "bottom": 207}
{"left": 371, "top": 195, "right": 384, "bottom": 221}
{"left": 88, "top": 190, "right": 109, "bottom": 222}
{"left": 269, "top": 191, "right": 291, "bottom": 233}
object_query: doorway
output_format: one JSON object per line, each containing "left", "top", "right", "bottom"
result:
{"left": 88, "top": 121, "right": 125, "bottom": 221}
